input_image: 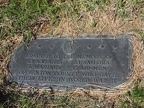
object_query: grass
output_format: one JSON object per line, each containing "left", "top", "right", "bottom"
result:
{"left": 119, "top": 85, "right": 144, "bottom": 108}
{"left": 1, "top": 42, "right": 8, "bottom": 54}
{"left": 0, "top": 86, "right": 83, "bottom": 108}
{"left": 1, "top": 0, "right": 143, "bottom": 40}
{"left": 0, "top": 85, "right": 115, "bottom": 108}
{"left": 1, "top": 0, "right": 50, "bottom": 40}
{"left": 0, "top": 0, "right": 144, "bottom": 108}
{"left": 132, "top": 29, "right": 144, "bottom": 43}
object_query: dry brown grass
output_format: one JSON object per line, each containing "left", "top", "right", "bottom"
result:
{"left": 0, "top": 36, "right": 23, "bottom": 85}
{"left": 38, "top": 3, "right": 144, "bottom": 38}
{"left": 0, "top": 1, "right": 144, "bottom": 107}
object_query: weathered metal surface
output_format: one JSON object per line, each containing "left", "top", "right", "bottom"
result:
{"left": 9, "top": 36, "right": 133, "bottom": 90}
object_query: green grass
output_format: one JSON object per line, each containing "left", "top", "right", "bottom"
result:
{"left": 120, "top": 86, "right": 144, "bottom": 108}
{"left": 1, "top": 0, "right": 50, "bottom": 40}
{"left": 0, "top": 86, "right": 81, "bottom": 108}
{"left": 132, "top": 29, "right": 144, "bottom": 43}
{"left": 0, "top": 0, "right": 143, "bottom": 40}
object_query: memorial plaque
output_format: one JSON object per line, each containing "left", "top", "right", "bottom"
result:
{"left": 9, "top": 36, "right": 133, "bottom": 90}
